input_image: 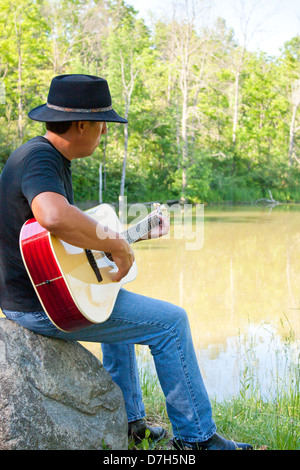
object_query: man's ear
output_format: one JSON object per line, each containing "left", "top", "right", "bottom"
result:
{"left": 75, "top": 121, "right": 88, "bottom": 135}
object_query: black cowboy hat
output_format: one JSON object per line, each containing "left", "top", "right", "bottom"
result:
{"left": 28, "top": 74, "right": 127, "bottom": 124}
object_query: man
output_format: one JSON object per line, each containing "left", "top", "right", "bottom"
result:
{"left": 0, "top": 74, "right": 252, "bottom": 450}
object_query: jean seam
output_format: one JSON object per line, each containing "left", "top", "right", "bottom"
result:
{"left": 128, "top": 344, "right": 145, "bottom": 422}
{"left": 174, "top": 333, "right": 205, "bottom": 437}
{"left": 173, "top": 426, "right": 216, "bottom": 444}
{"left": 2, "top": 310, "right": 27, "bottom": 318}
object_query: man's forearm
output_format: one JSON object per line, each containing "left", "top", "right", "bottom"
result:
{"left": 45, "top": 203, "right": 125, "bottom": 252}
{"left": 31, "top": 192, "right": 135, "bottom": 281}
{"left": 32, "top": 192, "right": 122, "bottom": 251}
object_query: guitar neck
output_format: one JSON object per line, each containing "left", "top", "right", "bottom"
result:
{"left": 122, "top": 213, "right": 160, "bottom": 244}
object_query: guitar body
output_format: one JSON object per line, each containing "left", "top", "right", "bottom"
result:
{"left": 19, "top": 204, "right": 137, "bottom": 332}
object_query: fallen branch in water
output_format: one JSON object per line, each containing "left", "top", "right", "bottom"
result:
{"left": 255, "top": 190, "right": 280, "bottom": 206}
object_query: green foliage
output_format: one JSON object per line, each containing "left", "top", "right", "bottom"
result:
{"left": 0, "top": 0, "right": 300, "bottom": 204}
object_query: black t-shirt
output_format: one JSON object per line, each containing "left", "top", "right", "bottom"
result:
{"left": 0, "top": 136, "right": 73, "bottom": 311}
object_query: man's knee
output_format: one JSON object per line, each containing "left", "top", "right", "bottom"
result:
{"left": 168, "top": 304, "right": 190, "bottom": 331}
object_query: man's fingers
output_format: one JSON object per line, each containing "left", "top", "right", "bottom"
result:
{"left": 112, "top": 251, "right": 135, "bottom": 282}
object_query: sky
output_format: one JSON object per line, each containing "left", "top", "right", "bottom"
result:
{"left": 126, "top": 0, "right": 300, "bottom": 56}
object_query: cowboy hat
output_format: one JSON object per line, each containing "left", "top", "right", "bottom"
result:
{"left": 28, "top": 74, "right": 127, "bottom": 124}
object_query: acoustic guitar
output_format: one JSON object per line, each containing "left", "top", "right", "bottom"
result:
{"left": 20, "top": 203, "right": 163, "bottom": 332}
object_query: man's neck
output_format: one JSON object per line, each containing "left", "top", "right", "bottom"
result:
{"left": 44, "top": 131, "right": 74, "bottom": 161}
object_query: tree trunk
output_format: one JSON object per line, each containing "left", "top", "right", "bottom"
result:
{"left": 120, "top": 121, "right": 129, "bottom": 198}
{"left": 119, "top": 51, "right": 138, "bottom": 200}
{"left": 15, "top": 13, "right": 23, "bottom": 144}
{"left": 181, "top": 72, "right": 188, "bottom": 203}
{"left": 288, "top": 104, "right": 297, "bottom": 166}
{"left": 289, "top": 79, "right": 300, "bottom": 166}
{"left": 232, "top": 69, "right": 240, "bottom": 145}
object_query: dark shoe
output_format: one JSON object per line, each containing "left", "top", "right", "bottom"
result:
{"left": 128, "top": 418, "right": 166, "bottom": 443}
{"left": 173, "top": 432, "right": 253, "bottom": 450}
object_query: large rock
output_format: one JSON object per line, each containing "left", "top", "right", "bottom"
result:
{"left": 0, "top": 318, "right": 127, "bottom": 450}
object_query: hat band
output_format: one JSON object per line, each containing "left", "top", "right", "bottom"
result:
{"left": 46, "top": 102, "right": 113, "bottom": 113}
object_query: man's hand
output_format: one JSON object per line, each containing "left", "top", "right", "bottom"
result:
{"left": 109, "top": 238, "right": 135, "bottom": 282}
{"left": 140, "top": 211, "right": 170, "bottom": 240}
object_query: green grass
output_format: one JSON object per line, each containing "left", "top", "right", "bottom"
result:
{"left": 212, "top": 392, "right": 299, "bottom": 451}
{"left": 131, "top": 323, "right": 299, "bottom": 451}
{"left": 130, "top": 376, "right": 299, "bottom": 451}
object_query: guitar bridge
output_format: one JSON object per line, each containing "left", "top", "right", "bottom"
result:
{"left": 84, "top": 249, "right": 103, "bottom": 283}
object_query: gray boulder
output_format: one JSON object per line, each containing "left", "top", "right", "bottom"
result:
{"left": 0, "top": 318, "right": 127, "bottom": 450}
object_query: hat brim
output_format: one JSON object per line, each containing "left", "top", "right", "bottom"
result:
{"left": 28, "top": 104, "right": 128, "bottom": 124}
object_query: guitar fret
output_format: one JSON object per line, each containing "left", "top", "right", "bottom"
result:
{"left": 123, "top": 214, "right": 160, "bottom": 244}
{"left": 126, "top": 232, "right": 135, "bottom": 244}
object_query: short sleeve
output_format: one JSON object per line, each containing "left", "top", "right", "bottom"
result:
{"left": 21, "top": 150, "right": 68, "bottom": 206}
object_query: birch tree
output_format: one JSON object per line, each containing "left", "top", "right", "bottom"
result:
{"left": 289, "top": 79, "right": 300, "bottom": 165}
{"left": 281, "top": 36, "right": 300, "bottom": 167}
{"left": 0, "top": 0, "right": 49, "bottom": 146}
{"left": 106, "top": 3, "right": 152, "bottom": 205}
{"left": 45, "top": 0, "right": 91, "bottom": 74}
{"left": 119, "top": 51, "right": 139, "bottom": 199}
{"left": 164, "top": 0, "right": 210, "bottom": 202}
{"left": 228, "top": 0, "right": 273, "bottom": 146}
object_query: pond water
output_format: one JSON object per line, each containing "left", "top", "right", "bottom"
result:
{"left": 123, "top": 203, "right": 300, "bottom": 401}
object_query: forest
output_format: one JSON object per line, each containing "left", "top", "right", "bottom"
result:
{"left": 0, "top": 0, "right": 300, "bottom": 205}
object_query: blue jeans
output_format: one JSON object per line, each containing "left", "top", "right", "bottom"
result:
{"left": 2, "top": 288, "right": 216, "bottom": 442}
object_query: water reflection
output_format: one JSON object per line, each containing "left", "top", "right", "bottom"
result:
{"left": 127, "top": 204, "right": 300, "bottom": 400}
{"left": 196, "top": 322, "right": 298, "bottom": 400}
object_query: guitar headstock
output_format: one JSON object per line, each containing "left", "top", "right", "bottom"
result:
{"left": 153, "top": 203, "right": 169, "bottom": 219}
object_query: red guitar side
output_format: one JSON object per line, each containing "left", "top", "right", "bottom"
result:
{"left": 20, "top": 218, "right": 96, "bottom": 332}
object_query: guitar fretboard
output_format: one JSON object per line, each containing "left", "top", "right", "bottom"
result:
{"left": 122, "top": 214, "right": 160, "bottom": 245}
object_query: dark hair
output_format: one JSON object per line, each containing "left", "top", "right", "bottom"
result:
{"left": 45, "top": 121, "right": 73, "bottom": 134}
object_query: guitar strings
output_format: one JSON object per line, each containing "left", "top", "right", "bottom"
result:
{"left": 92, "top": 212, "right": 161, "bottom": 261}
